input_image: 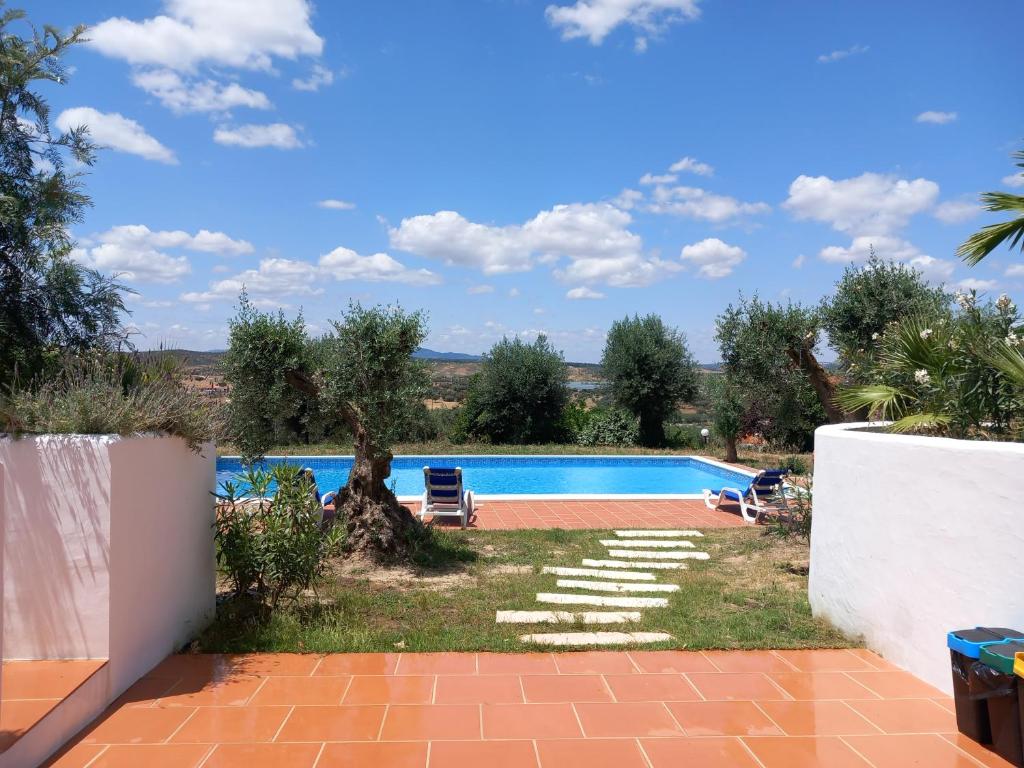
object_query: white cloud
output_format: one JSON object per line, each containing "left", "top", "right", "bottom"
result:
{"left": 88, "top": 0, "right": 323, "bottom": 72}
{"left": 819, "top": 235, "right": 955, "bottom": 282}
{"left": 792, "top": 254, "right": 806, "bottom": 269}
{"left": 1006, "top": 265, "right": 1024, "bottom": 277}
{"left": 213, "top": 123, "right": 304, "bottom": 149}
{"left": 916, "top": 110, "right": 957, "bottom": 125}
{"left": 468, "top": 284, "right": 495, "bottom": 294}
{"left": 933, "top": 200, "right": 981, "bottom": 224}
{"left": 817, "top": 44, "right": 868, "bottom": 63}
{"left": 957, "top": 278, "right": 998, "bottom": 291}
{"left": 784, "top": 172, "right": 940, "bottom": 235}
{"left": 508, "top": 287, "right": 521, "bottom": 297}
{"left": 545, "top": 0, "right": 700, "bottom": 45}
{"left": 613, "top": 188, "right": 643, "bottom": 210}
{"left": 634, "top": 36, "right": 648, "bottom": 53}
{"left": 639, "top": 172, "right": 677, "bottom": 185}
{"left": 317, "top": 199, "right": 356, "bottom": 210}
{"left": 679, "top": 238, "right": 746, "bottom": 279}
{"left": 292, "top": 63, "right": 334, "bottom": 91}
{"left": 566, "top": 286, "right": 605, "bottom": 300}
{"left": 669, "top": 156, "right": 713, "bottom": 176}
{"left": 1003, "top": 173, "right": 1024, "bottom": 189}
{"left": 318, "top": 247, "right": 439, "bottom": 285}
{"left": 390, "top": 210, "right": 533, "bottom": 274}
{"left": 646, "top": 185, "right": 771, "bottom": 222}
{"left": 56, "top": 107, "right": 176, "bottom": 164}
{"left": 131, "top": 69, "right": 270, "bottom": 113}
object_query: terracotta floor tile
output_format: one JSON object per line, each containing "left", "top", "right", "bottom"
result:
{"left": 143, "top": 655, "right": 236, "bottom": 683}
{"left": 756, "top": 701, "right": 882, "bottom": 736}
{"left": 220, "top": 654, "right": 323, "bottom": 677}
{"left": 477, "top": 653, "right": 557, "bottom": 675}
{"left": 343, "top": 675, "right": 435, "bottom": 705}
{"left": 770, "top": 650, "right": 874, "bottom": 673}
{"left": 846, "top": 670, "right": 946, "bottom": 699}
{"left": 248, "top": 675, "right": 350, "bottom": 705}
{"left": 553, "top": 652, "right": 638, "bottom": 675}
{"left": 395, "top": 654, "right": 477, "bottom": 675}
{"left": 602, "top": 673, "right": 700, "bottom": 702}
{"left": 113, "top": 676, "right": 179, "bottom": 708}
{"left": 429, "top": 740, "right": 538, "bottom": 768}
{"left": 845, "top": 734, "right": 985, "bottom": 767}
{"left": 666, "top": 700, "right": 783, "bottom": 737}
{"left": 482, "top": 703, "right": 582, "bottom": 739}
{"left": 80, "top": 706, "right": 196, "bottom": 745}
{"left": 0, "top": 699, "right": 60, "bottom": 747}
{"left": 158, "top": 676, "right": 264, "bottom": 707}
{"left": 628, "top": 651, "right": 719, "bottom": 674}
{"left": 846, "top": 649, "right": 902, "bottom": 670}
{"left": 847, "top": 699, "right": 957, "bottom": 734}
{"left": 2, "top": 660, "right": 105, "bottom": 699}
{"left": 315, "top": 653, "right": 400, "bottom": 676}
{"left": 86, "top": 744, "right": 212, "bottom": 768}
{"left": 940, "top": 733, "right": 1022, "bottom": 768}
{"left": 380, "top": 704, "right": 481, "bottom": 741}
{"left": 742, "top": 736, "right": 871, "bottom": 767}
{"left": 641, "top": 737, "right": 762, "bottom": 768}
{"left": 169, "top": 706, "right": 290, "bottom": 743}
{"left": 703, "top": 650, "right": 800, "bottom": 674}
{"left": 768, "top": 672, "right": 880, "bottom": 701}
{"left": 274, "top": 705, "right": 386, "bottom": 741}
{"left": 536, "top": 738, "right": 648, "bottom": 768}
{"left": 435, "top": 675, "right": 524, "bottom": 704}
{"left": 686, "top": 672, "right": 789, "bottom": 701}
{"left": 41, "top": 742, "right": 107, "bottom": 768}
{"left": 521, "top": 675, "right": 612, "bottom": 703}
{"left": 318, "top": 742, "right": 429, "bottom": 767}
{"left": 201, "top": 742, "right": 323, "bottom": 767}
{"left": 574, "top": 702, "right": 684, "bottom": 738}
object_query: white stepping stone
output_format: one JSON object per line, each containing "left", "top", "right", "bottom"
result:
{"left": 556, "top": 579, "right": 679, "bottom": 594}
{"left": 614, "top": 530, "right": 703, "bottom": 538}
{"left": 520, "top": 631, "right": 672, "bottom": 646}
{"left": 583, "top": 558, "right": 688, "bottom": 570}
{"left": 600, "top": 539, "right": 695, "bottom": 548}
{"left": 542, "top": 566, "right": 655, "bottom": 581}
{"left": 536, "top": 592, "right": 669, "bottom": 608}
{"left": 495, "top": 610, "right": 641, "bottom": 624}
{"left": 608, "top": 549, "right": 710, "bottom": 560}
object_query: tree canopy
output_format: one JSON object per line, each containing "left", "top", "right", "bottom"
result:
{"left": 602, "top": 314, "right": 698, "bottom": 447}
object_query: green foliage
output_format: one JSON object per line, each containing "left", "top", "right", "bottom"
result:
{"left": 0, "top": 7, "right": 128, "bottom": 388}
{"left": 957, "top": 149, "right": 1024, "bottom": 265}
{"left": 223, "top": 293, "right": 325, "bottom": 461}
{"left": 602, "top": 314, "right": 699, "bottom": 447}
{"left": 462, "top": 336, "right": 569, "bottom": 444}
{"left": 1, "top": 352, "right": 219, "bottom": 452}
{"left": 837, "top": 292, "right": 1024, "bottom": 439}
{"left": 820, "top": 255, "right": 949, "bottom": 375}
{"left": 556, "top": 399, "right": 591, "bottom": 443}
{"left": 704, "top": 374, "right": 744, "bottom": 451}
{"left": 767, "top": 477, "right": 813, "bottom": 540}
{"left": 576, "top": 407, "right": 640, "bottom": 446}
{"left": 780, "top": 455, "right": 809, "bottom": 475}
{"left": 216, "top": 464, "right": 344, "bottom": 609}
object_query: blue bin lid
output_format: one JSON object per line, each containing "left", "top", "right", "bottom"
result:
{"left": 948, "top": 628, "right": 1006, "bottom": 658}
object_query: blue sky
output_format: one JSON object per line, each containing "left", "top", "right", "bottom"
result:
{"left": 23, "top": 0, "right": 1024, "bottom": 361}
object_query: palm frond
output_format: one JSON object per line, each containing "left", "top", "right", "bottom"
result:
{"left": 889, "top": 412, "right": 952, "bottom": 433}
{"left": 835, "top": 384, "right": 906, "bottom": 421}
{"left": 957, "top": 190, "right": 1024, "bottom": 265}
{"left": 985, "top": 341, "right": 1024, "bottom": 389}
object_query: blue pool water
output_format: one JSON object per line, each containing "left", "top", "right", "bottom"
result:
{"left": 215, "top": 455, "right": 752, "bottom": 497}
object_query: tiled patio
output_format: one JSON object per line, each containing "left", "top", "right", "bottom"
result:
{"left": 416, "top": 499, "right": 748, "bottom": 530}
{"left": 42, "top": 649, "right": 1014, "bottom": 768}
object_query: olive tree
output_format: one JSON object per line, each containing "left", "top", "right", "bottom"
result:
{"left": 602, "top": 314, "right": 699, "bottom": 447}
{"left": 704, "top": 373, "right": 744, "bottom": 463}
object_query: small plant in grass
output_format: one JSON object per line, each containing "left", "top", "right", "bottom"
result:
{"left": 215, "top": 464, "right": 344, "bottom": 610}
{"left": 767, "top": 475, "right": 812, "bottom": 540}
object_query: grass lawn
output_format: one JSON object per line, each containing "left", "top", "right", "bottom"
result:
{"left": 197, "top": 527, "right": 849, "bottom": 653}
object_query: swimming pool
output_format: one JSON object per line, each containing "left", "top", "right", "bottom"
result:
{"left": 215, "top": 455, "right": 753, "bottom": 499}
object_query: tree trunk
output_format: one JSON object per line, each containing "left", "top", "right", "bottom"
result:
{"left": 784, "top": 344, "right": 847, "bottom": 424}
{"left": 724, "top": 434, "right": 738, "bottom": 463}
{"left": 638, "top": 411, "right": 665, "bottom": 448}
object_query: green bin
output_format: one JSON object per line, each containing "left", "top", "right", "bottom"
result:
{"left": 976, "top": 642, "right": 1024, "bottom": 768}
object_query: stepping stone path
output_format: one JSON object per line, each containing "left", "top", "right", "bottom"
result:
{"left": 494, "top": 528, "right": 711, "bottom": 647}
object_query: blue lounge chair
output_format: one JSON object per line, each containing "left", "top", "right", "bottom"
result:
{"left": 703, "top": 469, "right": 790, "bottom": 524}
{"left": 419, "top": 466, "right": 475, "bottom": 528}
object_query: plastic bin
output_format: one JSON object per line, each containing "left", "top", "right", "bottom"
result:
{"left": 976, "top": 642, "right": 1024, "bottom": 768}
{"left": 948, "top": 627, "right": 1005, "bottom": 741}
{"left": 1016, "top": 652, "right": 1024, "bottom": 768}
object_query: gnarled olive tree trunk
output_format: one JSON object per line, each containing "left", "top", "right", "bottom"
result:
{"left": 784, "top": 343, "right": 847, "bottom": 424}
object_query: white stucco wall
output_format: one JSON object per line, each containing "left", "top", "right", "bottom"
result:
{"left": 809, "top": 422, "right": 1024, "bottom": 693}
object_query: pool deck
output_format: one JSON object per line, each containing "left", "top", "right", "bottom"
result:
{"left": 417, "top": 499, "right": 748, "bottom": 530}
{"left": 42, "top": 648, "right": 1013, "bottom": 768}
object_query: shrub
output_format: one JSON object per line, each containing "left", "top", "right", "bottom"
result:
{"left": 1, "top": 353, "right": 218, "bottom": 452}
{"left": 780, "top": 455, "right": 809, "bottom": 475}
{"left": 576, "top": 408, "right": 639, "bottom": 446}
{"left": 215, "top": 464, "right": 344, "bottom": 609}
{"left": 767, "top": 476, "right": 812, "bottom": 540}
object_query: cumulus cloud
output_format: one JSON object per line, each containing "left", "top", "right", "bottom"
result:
{"left": 213, "top": 123, "right": 304, "bottom": 149}
{"left": 957, "top": 278, "right": 998, "bottom": 291}
{"left": 933, "top": 200, "right": 981, "bottom": 224}
{"left": 792, "top": 254, "right": 806, "bottom": 269}
{"left": 1003, "top": 173, "right": 1024, "bottom": 189}
{"left": 669, "top": 156, "right": 713, "bottom": 176}
{"left": 88, "top": 0, "right": 323, "bottom": 72}
{"left": 468, "top": 284, "right": 495, "bottom": 294}
{"left": 784, "top": 172, "right": 940, "bottom": 236}
{"left": 390, "top": 211, "right": 532, "bottom": 274}
{"left": 317, "top": 199, "right": 356, "bottom": 210}
{"left": 566, "top": 286, "right": 605, "bottom": 299}
{"left": 639, "top": 172, "right": 677, "bottom": 185}
{"left": 545, "top": 0, "right": 700, "bottom": 45}
{"left": 819, "top": 235, "right": 955, "bottom": 282}
{"left": 131, "top": 69, "right": 271, "bottom": 113}
{"left": 916, "top": 110, "right": 957, "bottom": 125}
{"left": 292, "top": 63, "right": 335, "bottom": 91}
{"left": 1006, "top": 265, "right": 1024, "bottom": 277}
{"left": 817, "top": 44, "right": 868, "bottom": 63}
{"left": 679, "top": 238, "right": 746, "bottom": 279}
{"left": 646, "top": 185, "right": 771, "bottom": 222}
{"left": 56, "top": 107, "right": 176, "bottom": 164}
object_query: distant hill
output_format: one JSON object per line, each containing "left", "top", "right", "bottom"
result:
{"left": 412, "top": 348, "right": 482, "bottom": 361}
